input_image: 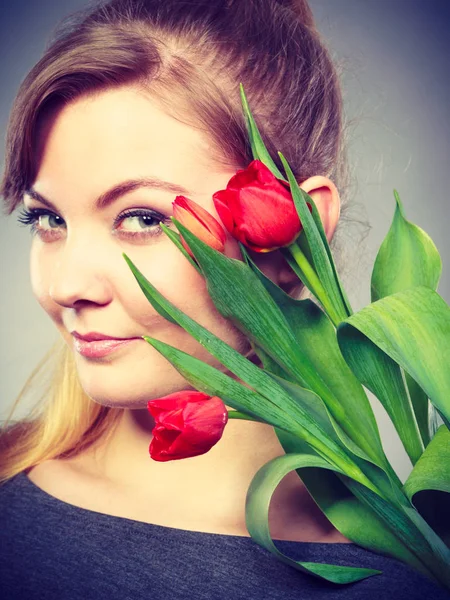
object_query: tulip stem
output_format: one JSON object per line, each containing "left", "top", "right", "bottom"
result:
{"left": 286, "top": 243, "right": 341, "bottom": 327}
{"left": 227, "top": 410, "right": 268, "bottom": 424}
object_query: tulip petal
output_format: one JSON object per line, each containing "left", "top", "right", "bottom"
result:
{"left": 213, "top": 161, "right": 302, "bottom": 252}
{"left": 226, "top": 167, "right": 255, "bottom": 190}
{"left": 173, "top": 196, "right": 226, "bottom": 254}
{"left": 212, "top": 190, "right": 237, "bottom": 233}
{"left": 176, "top": 196, "right": 227, "bottom": 245}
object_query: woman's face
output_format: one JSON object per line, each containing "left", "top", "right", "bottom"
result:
{"left": 26, "top": 86, "right": 251, "bottom": 408}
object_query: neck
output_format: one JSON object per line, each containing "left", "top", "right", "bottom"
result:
{"left": 68, "top": 408, "right": 348, "bottom": 542}
{"left": 83, "top": 407, "right": 285, "bottom": 495}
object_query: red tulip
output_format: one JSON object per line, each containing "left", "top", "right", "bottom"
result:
{"left": 172, "top": 196, "right": 227, "bottom": 257}
{"left": 213, "top": 160, "right": 310, "bottom": 253}
{"left": 147, "top": 391, "right": 228, "bottom": 462}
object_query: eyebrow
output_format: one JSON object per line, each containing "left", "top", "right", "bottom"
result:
{"left": 23, "top": 177, "right": 191, "bottom": 210}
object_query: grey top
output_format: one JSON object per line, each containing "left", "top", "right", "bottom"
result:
{"left": 1, "top": 471, "right": 449, "bottom": 600}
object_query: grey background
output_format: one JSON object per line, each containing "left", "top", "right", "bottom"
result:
{"left": 0, "top": 0, "right": 449, "bottom": 480}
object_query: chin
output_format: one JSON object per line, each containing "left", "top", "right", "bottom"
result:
{"left": 88, "top": 395, "right": 150, "bottom": 410}
{"left": 80, "top": 382, "right": 158, "bottom": 408}
{"left": 78, "top": 375, "right": 195, "bottom": 410}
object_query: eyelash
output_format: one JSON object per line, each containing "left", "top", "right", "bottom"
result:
{"left": 16, "top": 207, "right": 171, "bottom": 241}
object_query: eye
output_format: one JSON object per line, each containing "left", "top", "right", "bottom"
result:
{"left": 16, "top": 206, "right": 171, "bottom": 241}
{"left": 113, "top": 208, "right": 169, "bottom": 238}
{"left": 17, "top": 207, "right": 65, "bottom": 240}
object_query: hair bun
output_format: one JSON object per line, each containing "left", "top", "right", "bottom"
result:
{"left": 273, "top": 0, "right": 316, "bottom": 29}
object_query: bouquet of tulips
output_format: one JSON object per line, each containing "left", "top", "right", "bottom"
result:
{"left": 124, "top": 85, "right": 450, "bottom": 590}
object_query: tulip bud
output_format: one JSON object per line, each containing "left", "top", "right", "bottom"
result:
{"left": 173, "top": 196, "right": 227, "bottom": 257}
{"left": 147, "top": 391, "right": 228, "bottom": 461}
{"left": 213, "top": 159, "right": 311, "bottom": 253}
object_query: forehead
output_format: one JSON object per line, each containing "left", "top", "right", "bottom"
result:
{"left": 32, "top": 87, "right": 218, "bottom": 200}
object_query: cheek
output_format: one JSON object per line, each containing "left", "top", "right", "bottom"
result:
{"left": 122, "top": 243, "right": 208, "bottom": 327}
{"left": 29, "top": 244, "right": 60, "bottom": 322}
{"left": 124, "top": 243, "right": 248, "bottom": 352}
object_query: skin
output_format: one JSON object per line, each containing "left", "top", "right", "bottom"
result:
{"left": 26, "top": 86, "right": 348, "bottom": 541}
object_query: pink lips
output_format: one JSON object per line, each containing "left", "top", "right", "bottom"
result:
{"left": 71, "top": 331, "right": 140, "bottom": 358}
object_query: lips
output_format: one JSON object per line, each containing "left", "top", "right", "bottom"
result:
{"left": 71, "top": 331, "right": 132, "bottom": 342}
{"left": 71, "top": 331, "right": 141, "bottom": 358}
{"left": 72, "top": 337, "right": 139, "bottom": 358}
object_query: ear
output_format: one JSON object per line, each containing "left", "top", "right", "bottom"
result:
{"left": 300, "top": 175, "right": 341, "bottom": 241}
{"left": 276, "top": 176, "right": 341, "bottom": 292}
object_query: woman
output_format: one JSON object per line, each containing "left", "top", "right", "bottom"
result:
{"left": 0, "top": 1, "right": 448, "bottom": 598}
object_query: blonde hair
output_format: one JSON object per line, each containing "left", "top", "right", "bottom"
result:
{"left": 0, "top": 340, "right": 123, "bottom": 482}
{"left": 0, "top": 0, "right": 355, "bottom": 482}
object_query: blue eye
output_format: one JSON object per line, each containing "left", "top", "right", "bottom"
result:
{"left": 17, "top": 208, "right": 65, "bottom": 239}
{"left": 113, "top": 208, "right": 166, "bottom": 237}
{"left": 16, "top": 207, "right": 170, "bottom": 241}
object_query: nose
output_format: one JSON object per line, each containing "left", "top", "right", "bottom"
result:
{"left": 48, "top": 236, "right": 114, "bottom": 309}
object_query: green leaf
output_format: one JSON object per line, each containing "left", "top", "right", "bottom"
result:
{"left": 239, "top": 82, "right": 351, "bottom": 320}
{"left": 295, "top": 215, "right": 353, "bottom": 318}
{"left": 168, "top": 222, "right": 315, "bottom": 386}
{"left": 249, "top": 448, "right": 450, "bottom": 587}
{"left": 403, "top": 425, "right": 450, "bottom": 545}
{"left": 270, "top": 373, "right": 390, "bottom": 475}
{"left": 428, "top": 401, "right": 443, "bottom": 439}
{"left": 279, "top": 248, "right": 317, "bottom": 295}
{"left": 245, "top": 452, "right": 382, "bottom": 584}
{"left": 141, "top": 337, "right": 300, "bottom": 434}
{"left": 337, "top": 286, "right": 450, "bottom": 432}
{"left": 371, "top": 190, "right": 442, "bottom": 302}
{"left": 123, "top": 252, "right": 375, "bottom": 481}
{"left": 276, "top": 430, "right": 431, "bottom": 578}
{"left": 250, "top": 442, "right": 450, "bottom": 587}
{"left": 403, "top": 371, "right": 430, "bottom": 448}
{"left": 142, "top": 336, "right": 374, "bottom": 485}
{"left": 173, "top": 223, "right": 405, "bottom": 490}
{"left": 370, "top": 190, "right": 442, "bottom": 447}
{"left": 271, "top": 376, "right": 411, "bottom": 511}
{"left": 122, "top": 254, "right": 311, "bottom": 430}
{"left": 241, "top": 245, "right": 391, "bottom": 474}
{"left": 278, "top": 152, "right": 351, "bottom": 323}
{"left": 249, "top": 343, "right": 292, "bottom": 381}
{"left": 342, "top": 474, "right": 450, "bottom": 588}
{"left": 123, "top": 250, "right": 450, "bottom": 588}
{"left": 172, "top": 220, "right": 354, "bottom": 407}
{"left": 122, "top": 256, "right": 179, "bottom": 326}
{"left": 337, "top": 325, "right": 424, "bottom": 465}
{"left": 239, "top": 84, "right": 285, "bottom": 179}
